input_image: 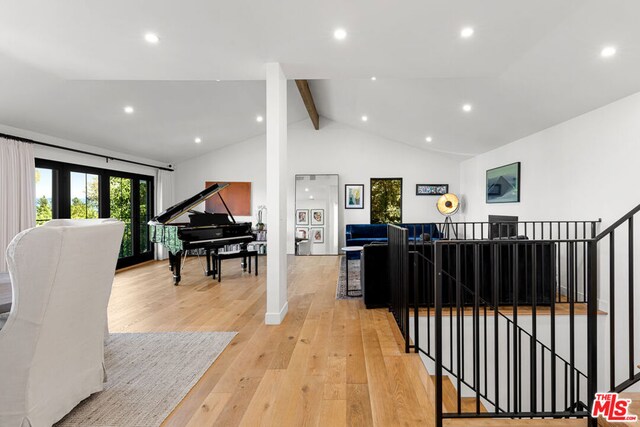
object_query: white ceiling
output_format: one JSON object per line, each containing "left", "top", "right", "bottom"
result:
{"left": 1, "top": 0, "right": 640, "bottom": 161}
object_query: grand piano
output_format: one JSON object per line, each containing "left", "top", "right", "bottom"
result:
{"left": 149, "top": 183, "right": 254, "bottom": 285}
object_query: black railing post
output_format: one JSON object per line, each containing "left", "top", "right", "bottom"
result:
{"left": 435, "top": 242, "right": 444, "bottom": 427}
{"left": 587, "top": 240, "right": 598, "bottom": 427}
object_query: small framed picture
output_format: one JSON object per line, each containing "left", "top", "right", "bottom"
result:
{"left": 311, "top": 227, "right": 324, "bottom": 243}
{"left": 295, "top": 227, "right": 309, "bottom": 240}
{"left": 416, "top": 184, "right": 448, "bottom": 196}
{"left": 311, "top": 209, "right": 324, "bottom": 225}
{"left": 296, "top": 209, "right": 309, "bottom": 225}
{"left": 345, "top": 184, "right": 364, "bottom": 209}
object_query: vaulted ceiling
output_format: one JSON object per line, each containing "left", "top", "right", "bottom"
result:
{"left": 1, "top": 0, "right": 639, "bottom": 162}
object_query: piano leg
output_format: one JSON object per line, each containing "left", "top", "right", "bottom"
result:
{"left": 169, "top": 251, "right": 182, "bottom": 285}
{"left": 205, "top": 249, "right": 213, "bottom": 277}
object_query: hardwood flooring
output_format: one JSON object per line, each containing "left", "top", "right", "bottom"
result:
{"left": 108, "top": 255, "right": 588, "bottom": 426}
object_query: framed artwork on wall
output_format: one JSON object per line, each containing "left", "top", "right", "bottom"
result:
{"left": 311, "top": 209, "right": 324, "bottom": 225}
{"left": 296, "top": 209, "right": 309, "bottom": 225}
{"left": 296, "top": 227, "right": 309, "bottom": 240}
{"left": 345, "top": 184, "right": 364, "bottom": 209}
{"left": 311, "top": 227, "right": 324, "bottom": 243}
{"left": 204, "top": 181, "right": 252, "bottom": 215}
{"left": 416, "top": 184, "right": 448, "bottom": 196}
{"left": 486, "top": 162, "right": 521, "bottom": 204}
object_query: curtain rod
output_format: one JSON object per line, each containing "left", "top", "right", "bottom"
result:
{"left": 0, "top": 132, "right": 174, "bottom": 172}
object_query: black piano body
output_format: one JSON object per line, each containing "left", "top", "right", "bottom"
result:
{"left": 149, "top": 183, "right": 254, "bottom": 285}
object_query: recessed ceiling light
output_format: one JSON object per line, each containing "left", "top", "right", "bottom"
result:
{"left": 460, "top": 27, "right": 474, "bottom": 39}
{"left": 304, "top": 188, "right": 309, "bottom": 192}
{"left": 194, "top": 137, "right": 202, "bottom": 144}
{"left": 334, "top": 28, "right": 347, "bottom": 40}
{"left": 215, "top": 79, "right": 221, "bottom": 82}
{"left": 425, "top": 136, "right": 433, "bottom": 143}
{"left": 462, "top": 104, "right": 473, "bottom": 112}
{"left": 256, "top": 115, "right": 264, "bottom": 123}
{"left": 124, "top": 106, "right": 134, "bottom": 114}
{"left": 371, "top": 76, "right": 377, "bottom": 81}
{"left": 144, "top": 33, "right": 160, "bottom": 44}
{"left": 601, "top": 46, "right": 617, "bottom": 58}
{"left": 361, "top": 115, "right": 368, "bottom": 122}
{"left": 309, "top": 195, "right": 314, "bottom": 200}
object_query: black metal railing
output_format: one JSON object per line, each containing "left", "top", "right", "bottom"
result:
{"left": 595, "top": 203, "right": 640, "bottom": 394}
{"left": 387, "top": 211, "right": 640, "bottom": 427}
{"left": 404, "top": 220, "right": 600, "bottom": 304}
{"left": 389, "top": 224, "right": 414, "bottom": 353}
{"left": 430, "top": 240, "right": 595, "bottom": 425}
{"left": 387, "top": 223, "right": 600, "bottom": 426}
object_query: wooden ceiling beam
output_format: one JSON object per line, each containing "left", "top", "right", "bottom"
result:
{"left": 295, "top": 79, "right": 320, "bottom": 130}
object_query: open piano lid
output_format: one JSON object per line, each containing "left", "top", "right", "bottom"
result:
{"left": 149, "top": 182, "right": 230, "bottom": 225}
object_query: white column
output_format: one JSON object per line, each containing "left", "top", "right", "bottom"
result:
{"left": 265, "top": 63, "right": 288, "bottom": 325}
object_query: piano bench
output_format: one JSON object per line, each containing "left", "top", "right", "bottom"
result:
{"left": 212, "top": 250, "right": 259, "bottom": 282}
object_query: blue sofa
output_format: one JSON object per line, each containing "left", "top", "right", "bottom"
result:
{"left": 345, "top": 223, "right": 441, "bottom": 258}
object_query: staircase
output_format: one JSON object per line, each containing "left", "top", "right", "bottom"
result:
{"left": 388, "top": 204, "right": 640, "bottom": 427}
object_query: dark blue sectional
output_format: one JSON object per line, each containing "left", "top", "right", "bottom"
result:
{"left": 344, "top": 223, "right": 441, "bottom": 258}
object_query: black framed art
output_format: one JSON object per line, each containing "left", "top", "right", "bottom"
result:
{"left": 345, "top": 184, "right": 364, "bottom": 209}
{"left": 486, "top": 162, "right": 521, "bottom": 203}
{"left": 416, "top": 184, "right": 448, "bottom": 196}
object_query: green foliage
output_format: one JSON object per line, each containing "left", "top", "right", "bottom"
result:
{"left": 110, "top": 177, "right": 133, "bottom": 257}
{"left": 370, "top": 179, "right": 402, "bottom": 224}
{"left": 36, "top": 195, "right": 52, "bottom": 225}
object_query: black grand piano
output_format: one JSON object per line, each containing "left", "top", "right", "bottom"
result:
{"left": 148, "top": 183, "right": 254, "bottom": 285}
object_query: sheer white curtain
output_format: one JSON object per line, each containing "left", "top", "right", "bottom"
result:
{"left": 0, "top": 139, "right": 36, "bottom": 272}
{"left": 154, "top": 169, "right": 174, "bottom": 260}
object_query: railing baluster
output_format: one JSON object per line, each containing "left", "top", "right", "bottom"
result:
{"left": 474, "top": 244, "right": 481, "bottom": 414}
{"left": 610, "top": 231, "right": 616, "bottom": 390}
{"left": 456, "top": 244, "right": 462, "bottom": 414}
{"left": 493, "top": 242, "right": 500, "bottom": 414}
{"left": 435, "top": 242, "right": 443, "bottom": 427}
{"left": 629, "top": 217, "right": 635, "bottom": 380}
{"left": 569, "top": 242, "right": 575, "bottom": 413}
{"left": 513, "top": 243, "right": 519, "bottom": 412}
{"left": 531, "top": 243, "right": 537, "bottom": 413}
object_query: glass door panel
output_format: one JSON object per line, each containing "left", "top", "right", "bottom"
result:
{"left": 110, "top": 176, "right": 133, "bottom": 258}
{"left": 139, "top": 179, "right": 151, "bottom": 254}
{"left": 70, "top": 171, "right": 100, "bottom": 219}
{"left": 35, "top": 167, "right": 55, "bottom": 225}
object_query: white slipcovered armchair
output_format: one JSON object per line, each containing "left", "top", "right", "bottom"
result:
{"left": 0, "top": 219, "right": 124, "bottom": 427}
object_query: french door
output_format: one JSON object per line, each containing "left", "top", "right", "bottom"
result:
{"left": 35, "top": 159, "right": 154, "bottom": 268}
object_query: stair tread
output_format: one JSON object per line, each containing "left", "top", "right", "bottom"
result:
{"left": 431, "top": 375, "right": 488, "bottom": 414}
{"left": 445, "top": 419, "right": 587, "bottom": 426}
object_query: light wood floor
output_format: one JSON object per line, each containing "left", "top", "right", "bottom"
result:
{"left": 109, "top": 255, "right": 587, "bottom": 427}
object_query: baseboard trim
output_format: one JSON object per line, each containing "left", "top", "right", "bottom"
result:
{"left": 265, "top": 301, "right": 289, "bottom": 325}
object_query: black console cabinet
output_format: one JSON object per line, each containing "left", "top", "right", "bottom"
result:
{"left": 361, "top": 241, "right": 555, "bottom": 309}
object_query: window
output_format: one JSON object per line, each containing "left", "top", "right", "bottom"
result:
{"left": 35, "top": 167, "right": 56, "bottom": 225}
{"left": 139, "top": 180, "right": 151, "bottom": 253}
{"left": 370, "top": 178, "right": 403, "bottom": 224}
{"left": 70, "top": 172, "right": 99, "bottom": 219}
{"left": 34, "top": 159, "right": 154, "bottom": 267}
{"left": 110, "top": 176, "right": 133, "bottom": 258}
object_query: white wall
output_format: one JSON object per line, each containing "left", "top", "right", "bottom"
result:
{"left": 174, "top": 118, "right": 463, "bottom": 254}
{"left": 460, "top": 92, "right": 640, "bottom": 227}
{"left": 459, "top": 91, "right": 640, "bottom": 391}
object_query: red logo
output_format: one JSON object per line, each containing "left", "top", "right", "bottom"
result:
{"left": 591, "top": 393, "right": 637, "bottom": 422}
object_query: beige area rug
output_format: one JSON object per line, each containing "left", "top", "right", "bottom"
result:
{"left": 56, "top": 331, "right": 237, "bottom": 427}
